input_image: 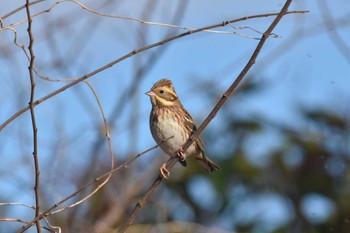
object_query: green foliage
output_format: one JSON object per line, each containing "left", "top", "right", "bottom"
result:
{"left": 162, "top": 100, "right": 350, "bottom": 233}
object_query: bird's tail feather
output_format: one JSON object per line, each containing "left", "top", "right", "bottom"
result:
{"left": 195, "top": 157, "right": 220, "bottom": 172}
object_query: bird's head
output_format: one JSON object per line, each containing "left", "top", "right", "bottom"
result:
{"left": 146, "top": 79, "right": 181, "bottom": 107}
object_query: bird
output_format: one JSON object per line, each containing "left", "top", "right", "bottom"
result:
{"left": 146, "top": 78, "right": 220, "bottom": 178}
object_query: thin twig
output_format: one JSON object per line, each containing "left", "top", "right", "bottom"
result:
{"left": 25, "top": 1, "right": 41, "bottom": 232}
{"left": 0, "top": 203, "right": 58, "bottom": 232}
{"left": 0, "top": 28, "right": 115, "bottom": 230}
{"left": 1, "top": 0, "right": 299, "bottom": 39}
{"left": 317, "top": 0, "right": 350, "bottom": 63}
{"left": 14, "top": 77, "right": 116, "bottom": 216}
{"left": 117, "top": 0, "right": 294, "bottom": 232}
{"left": 0, "top": 0, "right": 45, "bottom": 21}
{"left": 48, "top": 80, "right": 115, "bottom": 215}
{"left": 16, "top": 137, "right": 172, "bottom": 233}
{"left": 0, "top": 218, "right": 54, "bottom": 232}
{"left": 0, "top": 202, "right": 35, "bottom": 209}
{"left": 0, "top": 10, "right": 308, "bottom": 132}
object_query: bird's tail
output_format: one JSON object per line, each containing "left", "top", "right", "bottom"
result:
{"left": 195, "top": 157, "right": 220, "bottom": 172}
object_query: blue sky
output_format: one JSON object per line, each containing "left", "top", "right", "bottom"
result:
{"left": 1, "top": 0, "right": 349, "bottom": 232}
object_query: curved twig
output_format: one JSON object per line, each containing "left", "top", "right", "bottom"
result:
{"left": 49, "top": 80, "right": 115, "bottom": 215}
{"left": 0, "top": 218, "right": 54, "bottom": 232}
{"left": 16, "top": 137, "right": 173, "bottom": 233}
{"left": 1, "top": 0, "right": 298, "bottom": 39}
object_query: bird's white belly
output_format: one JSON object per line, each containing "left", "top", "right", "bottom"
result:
{"left": 152, "top": 116, "right": 196, "bottom": 158}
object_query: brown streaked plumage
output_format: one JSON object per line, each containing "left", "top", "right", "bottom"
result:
{"left": 146, "top": 79, "right": 220, "bottom": 178}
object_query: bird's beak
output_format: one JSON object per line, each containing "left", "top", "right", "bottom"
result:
{"left": 145, "top": 91, "right": 155, "bottom": 96}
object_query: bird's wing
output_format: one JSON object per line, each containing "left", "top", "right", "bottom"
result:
{"left": 182, "top": 108, "right": 207, "bottom": 156}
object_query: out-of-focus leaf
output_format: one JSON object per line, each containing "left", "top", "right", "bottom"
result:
{"left": 303, "top": 109, "right": 348, "bottom": 130}
{"left": 230, "top": 120, "right": 262, "bottom": 133}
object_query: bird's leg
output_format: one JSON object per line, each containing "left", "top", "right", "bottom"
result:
{"left": 160, "top": 149, "right": 186, "bottom": 178}
{"left": 160, "top": 163, "right": 170, "bottom": 179}
{"left": 177, "top": 147, "right": 186, "bottom": 161}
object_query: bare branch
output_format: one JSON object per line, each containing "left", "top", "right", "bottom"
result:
{"left": 1, "top": 0, "right": 304, "bottom": 38}
{"left": 317, "top": 0, "right": 350, "bottom": 64}
{"left": 0, "top": 203, "right": 58, "bottom": 232}
{"left": 0, "top": 10, "right": 308, "bottom": 132}
{"left": 48, "top": 80, "right": 115, "bottom": 215}
{"left": 0, "top": 218, "right": 54, "bottom": 232}
{"left": 25, "top": 1, "right": 41, "bottom": 232}
{"left": 0, "top": 202, "right": 36, "bottom": 209}
{"left": 118, "top": 0, "right": 295, "bottom": 232}
{"left": 1, "top": 1, "right": 45, "bottom": 21}
{"left": 14, "top": 78, "right": 114, "bottom": 231}
{"left": 16, "top": 137, "right": 172, "bottom": 232}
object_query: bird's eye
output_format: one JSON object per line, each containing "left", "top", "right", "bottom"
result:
{"left": 159, "top": 90, "right": 164, "bottom": 94}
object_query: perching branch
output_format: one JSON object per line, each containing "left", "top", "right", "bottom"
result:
{"left": 118, "top": 0, "right": 295, "bottom": 232}
{"left": 25, "top": 1, "right": 41, "bottom": 232}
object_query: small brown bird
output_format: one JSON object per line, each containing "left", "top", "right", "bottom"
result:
{"left": 146, "top": 79, "right": 220, "bottom": 178}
